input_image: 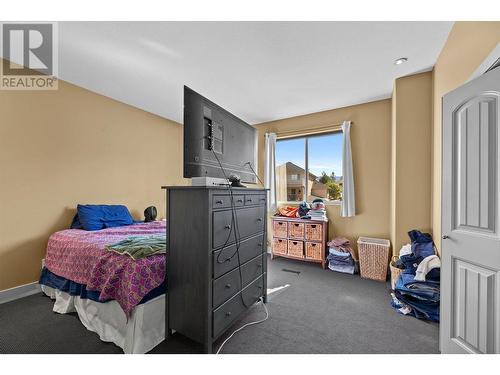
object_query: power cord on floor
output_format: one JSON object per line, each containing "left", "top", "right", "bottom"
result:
{"left": 215, "top": 297, "right": 269, "bottom": 354}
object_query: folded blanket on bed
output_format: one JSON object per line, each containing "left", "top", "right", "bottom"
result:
{"left": 106, "top": 235, "right": 166, "bottom": 260}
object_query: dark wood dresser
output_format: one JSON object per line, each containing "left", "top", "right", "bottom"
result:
{"left": 162, "top": 186, "right": 267, "bottom": 353}
{"left": 271, "top": 216, "right": 329, "bottom": 268}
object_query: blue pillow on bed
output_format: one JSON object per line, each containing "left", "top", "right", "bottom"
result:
{"left": 76, "top": 204, "right": 134, "bottom": 231}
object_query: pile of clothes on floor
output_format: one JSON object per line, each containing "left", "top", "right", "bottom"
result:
{"left": 390, "top": 230, "right": 440, "bottom": 322}
{"left": 326, "top": 237, "right": 358, "bottom": 274}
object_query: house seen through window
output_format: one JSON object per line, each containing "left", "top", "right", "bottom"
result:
{"left": 275, "top": 132, "right": 343, "bottom": 203}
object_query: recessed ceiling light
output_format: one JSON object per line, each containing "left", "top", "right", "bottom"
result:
{"left": 394, "top": 57, "right": 408, "bottom": 65}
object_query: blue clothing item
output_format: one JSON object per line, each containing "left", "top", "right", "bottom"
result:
{"left": 39, "top": 267, "right": 165, "bottom": 304}
{"left": 408, "top": 229, "right": 435, "bottom": 258}
{"left": 76, "top": 204, "right": 134, "bottom": 231}
{"left": 393, "top": 273, "right": 440, "bottom": 322}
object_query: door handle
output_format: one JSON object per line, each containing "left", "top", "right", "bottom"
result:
{"left": 442, "top": 235, "right": 450, "bottom": 239}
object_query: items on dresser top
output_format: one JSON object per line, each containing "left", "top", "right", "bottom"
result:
{"left": 163, "top": 186, "right": 267, "bottom": 354}
{"left": 271, "top": 216, "right": 328, "bottom": 268}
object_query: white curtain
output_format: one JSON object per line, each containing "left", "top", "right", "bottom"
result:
{"left": 264, "top": 132, "right": 277, "bottom": 212}
{"left": 341, "top": 121, "right": 356, "bottom": 217}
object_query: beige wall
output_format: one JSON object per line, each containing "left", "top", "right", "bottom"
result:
{"left": 0, "top": 78, "right": 186, "bottom": 291}
{"left": 432, "top": 22, "right": 500, "bottom": 252}
{"left": 391, "top": 72, "right": 433, "bottom": 253}
{"left": 255, "top": 99, "right": 392, "bottom": 252}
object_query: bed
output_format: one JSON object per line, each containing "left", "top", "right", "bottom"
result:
{"left": 39, "top": 221, "right": 166, "bottom": 354}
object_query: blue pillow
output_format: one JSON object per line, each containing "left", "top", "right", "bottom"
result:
{"left": 76, "top": 204, "right": 134, "bottom": 231}
{"left": 70, "top": 213, "right": 84, "bottom": 229}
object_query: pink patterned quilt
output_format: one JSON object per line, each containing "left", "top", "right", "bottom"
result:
{"left": 44, "top": 221, "right": 166, "bottom": 316}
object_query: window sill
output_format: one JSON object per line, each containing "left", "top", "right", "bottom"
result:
{"left": 277, "top": 200, "right": 341, "bottom": 206}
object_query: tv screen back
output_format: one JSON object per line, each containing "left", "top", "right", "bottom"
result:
{"left": 183, "top": 86, "right": 257, "bottom": 183}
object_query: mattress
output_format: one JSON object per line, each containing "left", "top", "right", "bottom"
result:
{"left": 43, "top": 221, "right": 166, "bottom": 316}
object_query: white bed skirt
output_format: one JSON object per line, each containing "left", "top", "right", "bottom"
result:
{"left": 41, "top": 285, "right": 165, "bottom": 354}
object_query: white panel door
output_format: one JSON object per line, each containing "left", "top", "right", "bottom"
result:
{"left": 441, "top": 66, "right": 500, "bottom": 353}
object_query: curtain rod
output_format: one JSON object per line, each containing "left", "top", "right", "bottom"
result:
{"left": 269, "top": 121, "right": 352, "bottom": 139}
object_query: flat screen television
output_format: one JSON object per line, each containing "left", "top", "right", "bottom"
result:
{"left": 183, "top": 86, "right": 257, "bottom": 183}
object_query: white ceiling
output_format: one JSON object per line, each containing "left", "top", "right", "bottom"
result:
{"left": 55, "top": 22, "right": 453, "bottom": 124}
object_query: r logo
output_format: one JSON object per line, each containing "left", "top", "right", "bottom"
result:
{"left": 2, "top": 23, "right": 54, "bottom": 76}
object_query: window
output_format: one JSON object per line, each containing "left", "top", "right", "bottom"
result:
{"left": 275, "top": 132, "right": 343, "bottom": 203}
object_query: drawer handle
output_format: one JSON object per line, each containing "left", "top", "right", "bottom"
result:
{"left": 293, "top": 241, "right": 298, "bottom": 245}
{"left": 247, "top": 198, "right": 252, "bottom": 202}
{"left": 225, "top": 224, "right": 231, "bottom": 230}
{"left": 311, "top": 225, "right": 316, "bottom": 228}
{"left": 216, "top": 199, "right": 224, "bottom": 204}
{"left": 225, "top": 311, "right": 232, "bottom": 317}
{"left": 278, "top": 222, "right": 283, "bottom": 226}
{"left": 260, "top": 198, "right": 266, "bottom": 201}
{"left": 237, "top": 199, "right": 243, "bottom": 203}
{"left": 294, "top": 223, "right": 299, "bottom": 227}
{"left": 258, "top": 243, "right": 263, "bottom": 247}
{"left": 257, "top": 218, "right": 263, "bottom": 222}
{"left": 311, "top": 243, "right": 316, "bottom": 247}
{"left": 225, "top": 284, "right": 231, "bottom": 289}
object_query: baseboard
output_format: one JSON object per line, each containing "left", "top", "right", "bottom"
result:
{"left": 0, "top": 282, "right": 41, "bottom": 304}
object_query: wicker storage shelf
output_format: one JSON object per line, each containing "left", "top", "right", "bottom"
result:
{"left": 273, "top": 220, "right": 288, "bottom": 238}
{"left": 305, "top": 223, "right": 322, "bottom": 241}
{"left": 357, "top": 237, "right": 391, "bottom": 282}
{"left": 271, "top": 216, "right": 328, "bottom": 268}
{"left": 288, "top": 222, "right": 304, "bottom": 239}
{"left": 305, "top": 241, "right": 322, "bottom": 260}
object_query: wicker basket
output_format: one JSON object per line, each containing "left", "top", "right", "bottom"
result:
{"left": 357, "top": 237, "right": 391, "bottom": 282}
{"left": 288, "top": 240, "right": 304, "bottom": 258}
{"left": 288, "top": 222, "right": 304, "bottom": 239}
{"left": 305, "top": 241, "right": 322, "bottom": 260}
{"left": 273, "top": 237, "right": 288, "bottom": 255}
{"left": 273, "top": 220, "right": 288, "bottom": 238}
{"left": 390, "top": 256, "right": 403, "bottom": 290}
{"left": 305, "top": 223, "right": 322, "bottom": 241}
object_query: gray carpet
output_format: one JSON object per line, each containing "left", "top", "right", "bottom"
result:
{"left": 0, "top": 255, "right": 439, "bottom": 354}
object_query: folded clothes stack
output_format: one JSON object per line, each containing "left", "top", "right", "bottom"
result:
{"left": 326, "top": 237, "right": 358, "bottom": 274}
{"left": 390, "top": 230, "right": 440, "bottom": 322}
{"left": 308, "top": 198, "right": 328, "bottom": 222}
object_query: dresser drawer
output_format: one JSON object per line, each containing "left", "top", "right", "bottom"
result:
{"left": 212, "top": 194, "right": 244, "bottom": 209}
{"left": 213, "top": 267, "right": 241, "bottom": 308}
{"left": 272, "top": 237, "right": 288, "bottom": 255}
{"left": 212, "top": 275, "right": 263, "bottom": 338}
{"left": 288, "top": 222, "right": 304, "bottom": 239}
{"left": 244, "top": 194, "right": 267, "bottom": 206}
{"left": 305, "top": 223, "right": 323, "bottom": 241}
{"left": 240, "top": 254, "right": 264, "bottom": 286}
{"left": 212, "top": 255, "right": 264, "bottom": 308}
{"left": 305, "top": 241, "right": 323, "bottom": 260}
{"left": 272, "top": 220, "right": 288, "bottom": 238}
{"left": 213, "top": 234, "right": 264, "bottom": 278}
{"left": 212, "top": 206, "right": 265, "bottom": 248}
{"left": 288, "top": 240, "right": 304, "bottom": 258}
